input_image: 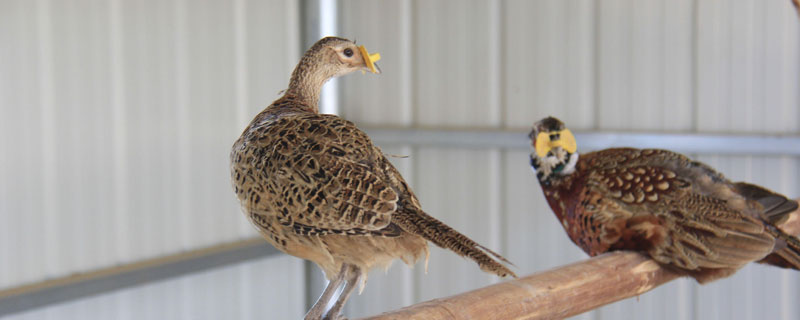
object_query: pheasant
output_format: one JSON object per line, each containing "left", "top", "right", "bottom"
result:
{"left": 528, "top": 116, "right": 800, "bottom": 283}
{"left": 231, "top": 37, "right": 515, "bottom": 320}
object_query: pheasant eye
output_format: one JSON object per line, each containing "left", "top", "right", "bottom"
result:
{"left": 343, "top": 48, "right": 354, "bottom": 57}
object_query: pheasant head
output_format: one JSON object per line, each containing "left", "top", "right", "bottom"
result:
{"left": 286, "top": 37, "right": 381, "bottom": 111}
{"left": 528, "top": 116, "right": 579, "bottom": 186}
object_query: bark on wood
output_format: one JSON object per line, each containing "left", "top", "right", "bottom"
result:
{"left": 361, "top": 200, "right": 800, "bottom": 320}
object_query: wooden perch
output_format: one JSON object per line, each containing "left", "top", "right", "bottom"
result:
{"left": 361, "top": 199, "right": 800, "bottom": 320}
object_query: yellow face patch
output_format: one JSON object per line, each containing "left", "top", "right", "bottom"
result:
{"left": 535, "top": 129, "right": 577, "bottom": 157}
{"left": 358, "top": 45, "right": 381, "bottom": 74}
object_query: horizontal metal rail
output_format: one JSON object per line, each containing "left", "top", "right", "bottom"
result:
{"left": 364, "top": 127, "right": 800, "bottom": 156}
{"left": 0, "top": 238, "right": 278, "bottom": 317}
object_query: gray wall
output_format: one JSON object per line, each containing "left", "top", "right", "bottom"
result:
{"left": 1, "top": 0, "right": 799, "bottom": 319}
{"left": 337, "top": 0, "right": 800, "bottom": 319}
{"left": 0, "top": 0, "right": 304, "bottom": 318}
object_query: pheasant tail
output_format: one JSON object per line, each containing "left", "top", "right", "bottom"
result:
{"left": 394, "top": 208, "right": 516, "bottom": 278}
{"left": 735, "top": 182, "right": 798, "bottom": 224}
{"left": 737, "top": 182, "right": 800, "bottom": 270}
{"left": 760, "top": 227, "right": 800, "bottom": 270}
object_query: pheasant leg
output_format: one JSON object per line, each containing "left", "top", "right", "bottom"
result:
{"left": 322, "top": 264, "right": 362, "bottom": 320}
{"left": 304, "top": 264, "right": 347, "bottom": 320}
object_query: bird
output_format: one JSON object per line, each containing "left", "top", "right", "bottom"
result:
{"left": 231, "top": 37, "right": 515, "bottom": 320}
{"left": 528, "top": 116, "right": 800, "bottom": 283}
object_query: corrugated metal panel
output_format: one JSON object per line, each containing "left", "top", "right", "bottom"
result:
{"left": 339, "top": 0, "right": 413, "bottom": 126}
{"left": 413, "top": 0, "right": 501, "bottom": 127}
{"left": 597, "top": 0, "right": 694, "bottom": 131}
{"left": 0, "top": 0, "right": 48, "bottom": 289}
{"left": 336, "top": 0, "right": 800, "bottom": 319}
{"left": 696, "top": 0, "right": 800, "bottom": 134}
{"left": 2, "top": 256, "right": 305, "bottom": 320}
{"left": 502, "top": 0, "right": 596, "bottom": 130}
{"left": 412, "top": 148, "right": 503, "bottom": 300}
{"left": 0, "top": 0, "right": 299, "bottom": 290}
{"left": 1, "top": 0, "right": 799, "bottom": 318}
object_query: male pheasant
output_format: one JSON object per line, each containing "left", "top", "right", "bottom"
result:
{"left": 529, "top": 116, "right": 799, "bottom": 283}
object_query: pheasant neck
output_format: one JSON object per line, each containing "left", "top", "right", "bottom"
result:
{"left": 284, "top": 51, "right": 337, "bottom": 113}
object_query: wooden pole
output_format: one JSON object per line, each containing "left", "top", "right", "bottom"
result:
{"left": 361, "top": 200, "right": 800, "bottom": 320}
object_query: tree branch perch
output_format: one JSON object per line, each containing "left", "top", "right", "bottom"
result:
{"left": 361, "top": 199, "right": 800, "bottom": 320}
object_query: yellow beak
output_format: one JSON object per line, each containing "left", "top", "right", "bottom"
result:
{"left": 358, "top": 45, "right": 381, "bottom": 74}
{"left": 534, "top": 129, "right": 577, "bottom": 157}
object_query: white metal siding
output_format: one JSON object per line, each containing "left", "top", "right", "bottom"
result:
{"left": 337, "top": 0, "right": 800, "bottom": 319}
{"left": 0, "top": 0, "right": 301, "bottom": 313}
{"left": 1, "top": 0, "right": 799, "bottom": 319}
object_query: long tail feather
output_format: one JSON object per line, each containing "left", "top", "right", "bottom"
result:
{"left": 394, "top": 209, "right": 517, "bottom": 278}
{"left": 759, "top": 227, "right": 800, "bottom": 270}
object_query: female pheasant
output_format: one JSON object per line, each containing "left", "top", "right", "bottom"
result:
{"left": 528, "top": 116, "right": 800, "bottom": 283}
{"left": 231, "top": 37, "right": 514, "bottom": 320}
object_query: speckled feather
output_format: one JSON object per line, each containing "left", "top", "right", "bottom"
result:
{"left": 537, "top": 147, "right": 799, "bottom": 283}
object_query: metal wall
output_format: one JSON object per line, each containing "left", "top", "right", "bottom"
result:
{"left": 0, "top": 0, "right": 798, "bottom": 319}
{"left": 0, "top": 0, "right": 301, "bottom": 317}
{"left": 338, "top": 0, "right": 800, "bottom": 319}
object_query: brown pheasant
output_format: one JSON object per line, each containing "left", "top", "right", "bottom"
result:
{"left": 528, "top": 116, "right": 800, "bottom": 283}
{"left": 231, "top": 37, "right": 514, "bottom": 320}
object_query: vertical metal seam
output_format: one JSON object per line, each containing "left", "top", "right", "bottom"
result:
{"left": 233, "top": 0, "right": 248, "bottom": 133}
{"left": 232, "top": 0, "right": 251, "bottom": 239}
{"left": 173, "top": 0, "right": 191, "bottom": 251}
{"left": 591, "top": 0, "right": 600, "bottom": 130}
{"left": 659, "top": 0, "right": 666, "bottom": 129}
{"left": 487, "top": 0, "right": 503, "bottom": 285}
{"left": 35, "top": 0, "right": 57, "bottom": 277}
{"left": 400, "top": 0, "right": 413, "bottom": 126}
{"left": 487, "top": 0, "right": 501, "bottom": 128}
{"left": 109, "top": 0, "right": 129, "bottom": 264}
{"left": 690, "top": 0, "right": 699, "bottom": 133}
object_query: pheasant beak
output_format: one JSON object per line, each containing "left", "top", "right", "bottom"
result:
{"left": 534, "top": 129, "right": 577, "bottom": 157}
{"left": 358, "top": 45, "right": 381, "bottom": 74}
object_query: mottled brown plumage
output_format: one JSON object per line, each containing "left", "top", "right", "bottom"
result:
{"left": 529, "top": 117, "right": 800, "bottom": 283}
{"left": 231, "top": 37, "right": 514, "bottom": 320}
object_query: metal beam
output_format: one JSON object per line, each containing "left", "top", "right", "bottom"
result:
{"left": 299, "top": 0, "right": 342, "bottom": 311}
{"left": 0, "top": 238, "right": 278, "bottom": 317}
{"left": 363, "top": 127, "right": 800, "bottom": 156}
